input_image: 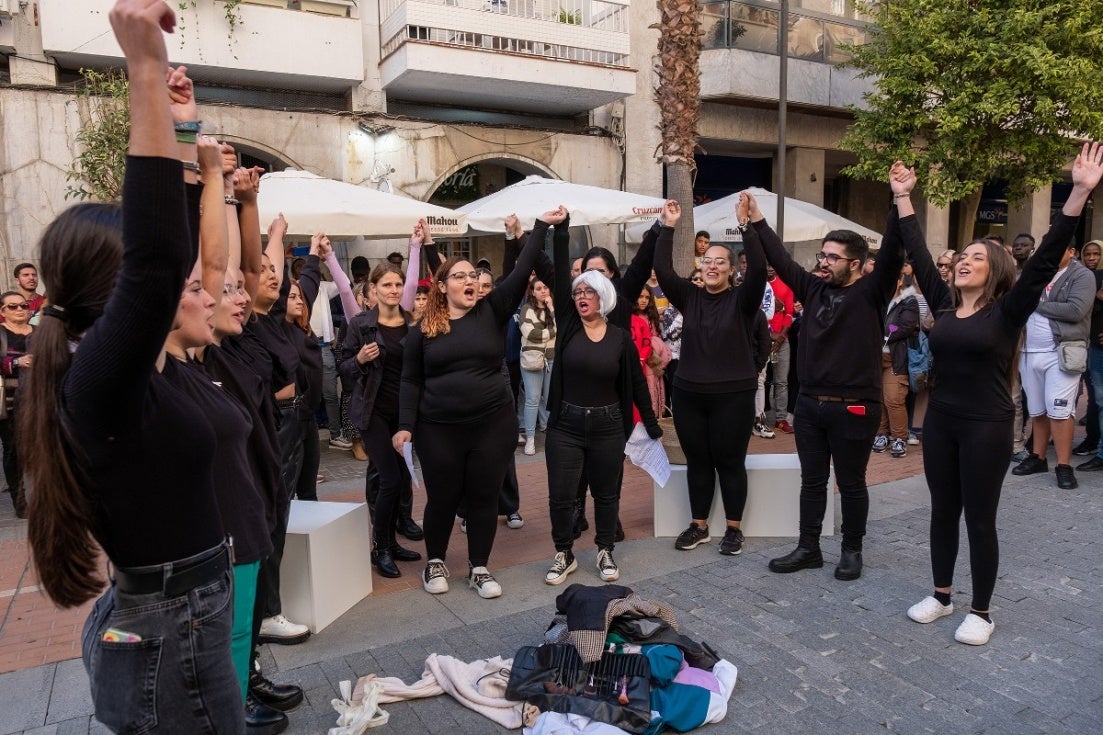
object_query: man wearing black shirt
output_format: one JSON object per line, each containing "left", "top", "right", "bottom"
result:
{"left": 754, "top": 195, "right": 903, "bottom": 581}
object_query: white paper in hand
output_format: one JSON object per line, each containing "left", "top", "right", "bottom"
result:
{"left": 402, "top": 441, "right": 420, "bottom": 489}
{"left": 624, "top": 423, "right": 671, "bottom": 486}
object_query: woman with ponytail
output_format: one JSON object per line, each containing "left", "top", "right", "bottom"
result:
{"left": 21, "top": 2, "right": 244, "bottom": 731}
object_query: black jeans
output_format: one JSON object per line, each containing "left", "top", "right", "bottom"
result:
{"left": 547, "top": 403, "right": 626, "bottom": 551}
{"left": 294, "top": 415, "right": 320, "bottom": 501}
{"left": 922, "top": 407, "right": 1009, "bottom": 612}
{"left": 0, "top": 415, "right": 22, "bottom": 497}
{"left": 416, "top": 401, "right": 517, "bottom": 567}
{"left": 672, "top": 387, "right": 755, "bottom": 522}
{"left": 361, "top": 410, "right": 411, "bottom": 550}
{"left": 257, "top": 401, "right": 304, "bottom": 619}
{"left": 793, "top": 393, "right": 881, "bottom": 551}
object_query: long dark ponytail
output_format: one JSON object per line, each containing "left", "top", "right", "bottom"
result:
{"left": 21, "top": 204, "right": 123, "bottom": 607}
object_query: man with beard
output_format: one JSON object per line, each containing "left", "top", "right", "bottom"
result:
{"left": 750, "top": 193, "right": 904, "bottom": 581}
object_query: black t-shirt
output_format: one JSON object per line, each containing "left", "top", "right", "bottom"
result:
{"left": 561, "top": 327, "right": 621, "bottom": 407}
{"left": 293, "top": 325, "right": 322, "bottom": 415}
{"left": 373, "top": 322, "right": 407, "bottom": 421}
{"left": 244, "top": 311, "right": 299, "bottom": 392}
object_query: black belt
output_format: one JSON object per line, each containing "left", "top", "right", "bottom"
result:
{"left": 560, "top": 401, "right": 620, "bottom": 415}
{"left": 813, "top": 395, "right": 862, "bottom": 403}
{"left": 114, "top": 544, "right": 230, "bottom": 597}
{"left": 275, "top": 394, "right": 302, "bottom": 410}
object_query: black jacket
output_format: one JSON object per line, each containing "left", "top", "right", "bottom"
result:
{"left": 339, "top": 306, "right": 414, "bottom": 432}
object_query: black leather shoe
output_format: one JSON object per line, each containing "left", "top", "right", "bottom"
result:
{"left": 390, "top": 543, "right": 422, "bottom": 562}
{"left": 1077, "top": 455, "right": 1103, "bottom": 471}
{"left": 1011, "top": 453, "right": 1048, "bottom": 476}
{"left": 834, "top": 549, "right": 863, "bottom": 581}
{"left": 249, "top": 671, "right": 304, "bottom": 712}
{"left": 768, "top": 546, "right": 824, "bottom": 574}
{"left": 370, "top": 548, "right": 401, "bottom": 578}
{"left": 1055, "top": 464, "right": 1078, "bottom": 489}
{"left": 397, "top": 516, "right": 424, "bottom": 541}
{"left": 245, "top": 694, "right": 289, "bottom": 734}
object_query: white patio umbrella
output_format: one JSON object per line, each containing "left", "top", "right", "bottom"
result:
{"left": 625, "top": 187, "right": 882, "bottom": 247}
{"left": 457, "top": 175, "right": 668, "bottom": 233}
{"left": 257, "top": 169, "right": 466, "bottom": 239}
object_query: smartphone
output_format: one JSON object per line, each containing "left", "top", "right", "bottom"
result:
{"left": 360, "top": 324, "right": 378, "bottom": 346}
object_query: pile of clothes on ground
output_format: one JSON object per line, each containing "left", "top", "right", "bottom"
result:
{"left": 331, "top": 583, "right": 737, "bottom": 734}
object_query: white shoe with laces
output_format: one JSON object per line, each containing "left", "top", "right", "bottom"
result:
{"left": 907, "top": 596, "right": 954, "bottom": 624}
{"left": 468, "top": 565, "right": 502, "bottom": 598}
{"left": 422, "top": 559, "right": 450, "bottom": 594}
{"left": 954, "top": 613, "right": 995, "bottom": 645}
{"left": 545, "top": 551, "right": 577, "bottom": 585}
{"left": 596, "top": 548, "right": 620, "bottom": 582}
{"left": 259, "top": 614, "right": 310, "bottom": 644}
{"left": 524, "top": 437, "right": 536, "bottom": 456}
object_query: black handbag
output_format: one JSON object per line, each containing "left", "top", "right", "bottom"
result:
{"left": 506, "top": 644, "right": 652, "bottom": 733}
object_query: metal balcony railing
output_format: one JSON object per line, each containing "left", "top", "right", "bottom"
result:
{"left": 702, "top": 0, "right": 872, "bottom": 64}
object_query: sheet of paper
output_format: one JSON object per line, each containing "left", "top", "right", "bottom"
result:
{"left": 624, "top": 422, "right": 671, "bottom": 487}
{"left": 402, "top": 441, "right": 420, "bottom": 489}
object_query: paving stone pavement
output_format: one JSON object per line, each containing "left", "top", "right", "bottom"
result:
{"left": 2, "top": 467, "right": 1101, "bottom": 734}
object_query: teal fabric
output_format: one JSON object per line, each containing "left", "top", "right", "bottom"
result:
{"left": 231, "top": 561, "right": 260, "bottom": 697}
{"left": 644, "top": 644, "right": 711, "bottom": 734}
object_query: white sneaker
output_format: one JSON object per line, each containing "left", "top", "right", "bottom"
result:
{"left": 422, "top": 559, "right": 450, "bottom": 594}
{"left": 506, "top": 512, "right": 524, "bottom": 529}
{"left": 524, "top": 437, "right": 536, "bottom": 456}
{"left": 517, "top": 433, "right": 525, "bottom": 445}
{"left": 907, "top": 431, "right": 920, "bottom": 446}
{"left": 596, "top": 548, "right": 620, "bottom": 582}
{"left": 545, "top": 551, "right": 577, "bottom": 585}
{"left": 907, "top": 596, "right": 954, "bottom": 624}
{"left": 753, "top": 421, "right": 775, "bottom": 439}
{"left": 954, "top": 613, "right": 995, "bottom": 645}
{"left": 468, "top": 566, "right": 502, "bottom": 599}
{"left": 258, "top": 614, "right": 310, "bottom": 644}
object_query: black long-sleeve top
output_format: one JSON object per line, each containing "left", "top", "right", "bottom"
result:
{"left": 294, "top": 256, "right": 324, "bottom": 412}
{"left": 63, "top": 156, "right": 224, "bottom": 567}
{"left": 398, "top": 221, "right": 545, "bottom": 430}
{"left": 903, "top": 209, "right": 1079, "bottom": 421}
{"left": 546, "top": 217, "right": 661, "bottom": 439}
{"left": 340, "top": 306, "right": 414, "bottom": 432}
{"left": 760, "top": 213, "right": 903, "bottom": 402}
{"left": 655, "top": 221, "right": 766, "bottom": 393}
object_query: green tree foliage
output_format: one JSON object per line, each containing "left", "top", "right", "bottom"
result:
{"left": 841, "top": 0, "right": 1103, "bottom": 208}
{"left": 65, "top": 69, "right": 129, "bottom": 202}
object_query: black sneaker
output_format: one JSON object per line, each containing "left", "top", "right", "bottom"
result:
{"left": 1055, "top": 464, "right": 1078, "bottom": 490}
{"left": 674, "top": 523, "right": 710, "bottom": 550}
{"left": 1073, "top": 440, "right": 1098, "bottom": 456}
{"left": 719, "top": 527, "right": 744, "bottom": 556}
{"left": 1011, "top": 453, "right": 1048, "bottom": 476}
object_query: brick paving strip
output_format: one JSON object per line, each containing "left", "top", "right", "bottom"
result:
{"left": 2, "top": 434, "right": 1101, "bottom": 733}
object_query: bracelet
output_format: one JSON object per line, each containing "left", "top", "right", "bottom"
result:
{"left": 181, "top": 160, "right": 200, "bottom": 172}
{"left": 175, "top": 131, "right": 197, "bottom": 144}
{"left": 736, "top": 219, "right": 750, "bottom": 232}
{"left": 174, "top": 121, "right": 202, "bottom": 133}
{"left": 225, "top": 196, "right": 240, "bottom": 206}
{"left": 894, "top": 193, "right": 910, "bottom": 200}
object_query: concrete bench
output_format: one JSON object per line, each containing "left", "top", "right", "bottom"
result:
{"left": 653, "top": 454, "right": 834, "bottom": 538}
{"left": 281, "top": 500, "right": 373, "bottom": 634}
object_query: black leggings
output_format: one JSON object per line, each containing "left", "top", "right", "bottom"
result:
{"left": 415, "top": 401, "right": 517, "bottom": 567}
{"left": 922, "top": 407, "right": 1010, "bottom": 612}
{"left": 672, "top": 387, "right": 755, "bottom": 522}
{"left": 361, "top": 410, "right": 411, "bottom": 550}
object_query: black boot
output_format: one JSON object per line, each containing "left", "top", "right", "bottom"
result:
{"left": 249, "top": 670, "right": 304, "bottom": 712}
{"left": 768, "top": 545, "right": 824, "bottom": 573}
{"left": 390, "top": 543, "right": 422, "bottom": 562}
{"left": 370, "top": 546, "right": 401, "bottom": 578}
{"left": 834, "top": 548, "right": 863, "bottom": 581}
{"left": 397, "top": 516, "right": 424, "bottom": 541}
{"left": 245, "top": 693, "right": 289, "bottom": 734}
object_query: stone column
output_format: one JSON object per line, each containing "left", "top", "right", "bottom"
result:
{"left": 918, "top": 200, "right": 951, "bottom": 257}
{"left": 784, "top": 147, "right": 825, "bottom": 206}
{"left": 1006, "top": 185, "right": 1053, "bottom": 242}
{"left": 10, "top": 7, "right": 57, "bottom": 87}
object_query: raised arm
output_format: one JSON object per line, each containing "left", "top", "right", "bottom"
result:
{"left": 322, "top": 247, "right": 359, "bottom": 321}
{"left": 619, "top": 214, "right": 658, "bottom": 302}
{"left": 652, "top": 201, "right": 691, "bottom": 311}
{"left": 238, "top": 166, "right": 264, "bottom": 301}
{"left": 487, "top": 210, "right": 558, "bottom": 323}
{"left": 746, "top": 193, "right": 816, "bottom": 301}
{"left": 298, "top": 236, "right": 323, "bottom": 311}
{"left": 738, "top": 192, "right": 768, "bottom": 316}
{"left": 1004, "top": 142, "right": 1103, "bottom": 326}
{"left": 891, "top": 165, "right": 950, "bottom": 314}
{"left": 401, "top": 219, "right": 428, "bottom": 312}
{"left": 196, "top": 136, "right": 228, "bottom": 300}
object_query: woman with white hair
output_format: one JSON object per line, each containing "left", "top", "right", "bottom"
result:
{"left": 543, "top": 207, "right": 663, "bottom": 586}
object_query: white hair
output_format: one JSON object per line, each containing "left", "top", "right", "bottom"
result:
{"left": 572, "top": 271, "right": 617, "bottom": 318}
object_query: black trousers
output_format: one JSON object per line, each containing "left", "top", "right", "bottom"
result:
{"left": 416, "top": 401, "right": 517, "bottom": 567}
{"left": 672, "top": 387, "right": 755, "bottom": 522}
{"left": 361, "top": 411, "right": 411, "bottom": 550}
{"left": 922, "top": 407, "right": 1009, "bottom": 612}
{"left": 0, "top": 415, "right": 21, "bottom": 497}
{"left": 258, "top": 401, "right": 304, "bottom": 619}
{"left": 546, "top": 403, "right": 626, "bottom": 551}
{"left": 294, "top": 416, "right": 320, "bottom": 501}
{"left": 793, "top": 393, "right": 881, "bottom": 551}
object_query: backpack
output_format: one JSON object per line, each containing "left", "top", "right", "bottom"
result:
{"left": 908, "top": 330, "right": 931, "bottom": 392}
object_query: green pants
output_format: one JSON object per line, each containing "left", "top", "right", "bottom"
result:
{"left": 231, "top": 561, "right": 260, "bottom": 698}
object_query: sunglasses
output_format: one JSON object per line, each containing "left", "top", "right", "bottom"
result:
{"left": 3, "top": 303, "right": 29, "bottom": 311}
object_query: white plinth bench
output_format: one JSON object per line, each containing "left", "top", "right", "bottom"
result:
{"left": 281, "top": 500, "right": 373, "bottom": 634}
{"left": 653, "top": 454, "right": 834, "bottom": 538}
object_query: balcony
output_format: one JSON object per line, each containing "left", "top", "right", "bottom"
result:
{"left": 37, "top": 0, "right": 364, "bottom": 92}
{"left": 378, "top": 0, "right": 635, "bottom": 115}
{"left": 699, "top": 0, "right": 873, "bottom": 110}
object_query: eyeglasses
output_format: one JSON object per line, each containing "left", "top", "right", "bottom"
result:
{"left": 2, "top": 303, "right": 29, "bottom": 311}
{"left": 936, "top": 261, "right": 953, "bottom": 269}
{"left": 447, "top": 271, "right": 478, "bottom": 282}
{"left": 222, "top": 284, "right": 246, "bottom": 296}
{"left": 572, "top": 287, "right": 598, "bottom": 300}
{"left": 699, "top": 257, "right": 729, "bottom": 267}
{"left": 690, "top": 276, "right": 704, "bottom": 283}
{"left": 815, "top": 252, "right": 857, "bottom": 266}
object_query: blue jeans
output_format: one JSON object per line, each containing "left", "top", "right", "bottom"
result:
{"left": 321, "top": 344, "right": 340, "bottom": 436}
{"left": 82, "top": 544, "right": 244, "bottom": 734}
{"left": 1091, "top": 346, "right": 1103, "bottom": 460}
{"left": 521, "top": 361, "right": 552, "bottom": 438}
